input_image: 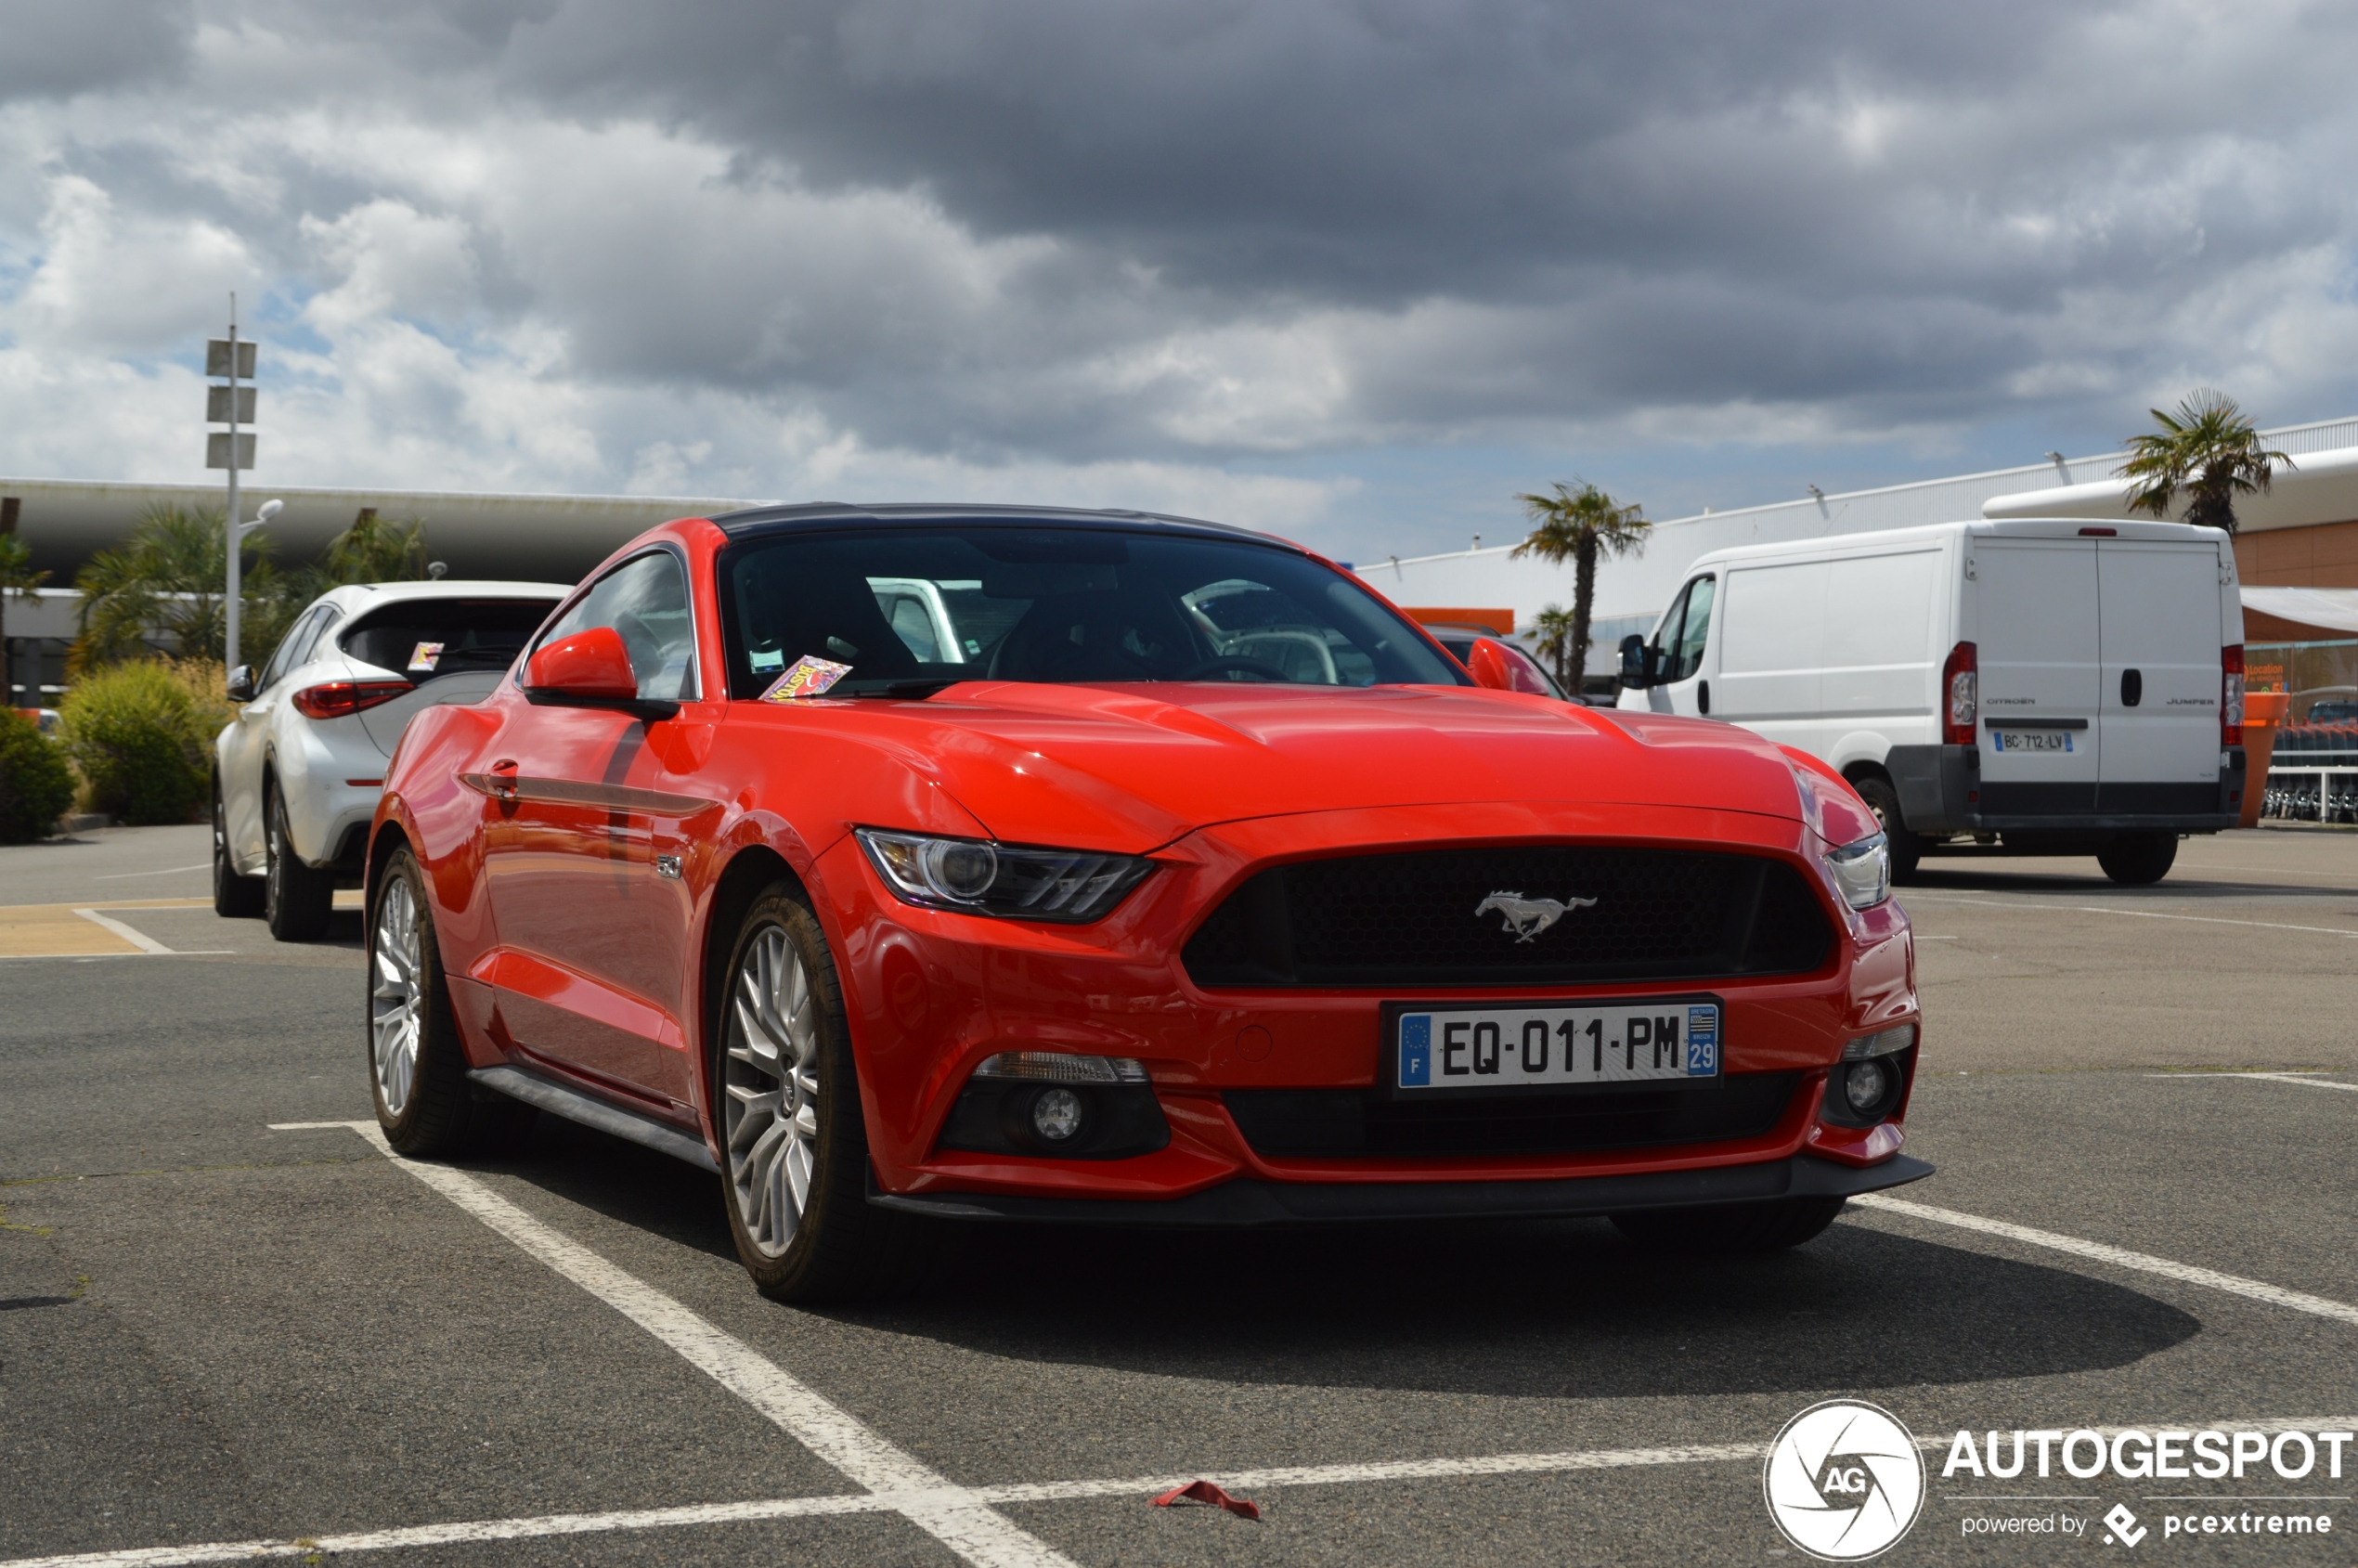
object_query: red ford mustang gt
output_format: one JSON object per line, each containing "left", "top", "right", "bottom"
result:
{"left": 366, "top": 505, "right": 1928, "bottom": 1300}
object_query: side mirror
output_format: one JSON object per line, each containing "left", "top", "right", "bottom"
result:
{"left": 1466, "top": 637, "right": 1551, "bottom": 695}
{"left": 1617, "top": 634, "right": 1656, "bottom": 690}
{"left": 525, "top": 627, "right": 642, "bottom": 706}
{"left": 226, "top": 665, "right": 255, "bottom": 704}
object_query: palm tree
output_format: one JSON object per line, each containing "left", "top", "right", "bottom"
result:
{"left": 2122, "top": 389, "right": 2293, "bottom": 535}
{"left": 319, "top": 508, "right": 433, "bottom": 585}
{"left": 1, "top": 532, "right": 50, "bottom": 706}
{"left": 71, "top": 503, "right": 292, "bottom": 670}
{"left": 1528, "top": 603, "right": 1577, "bottom": 691}
{"left": 1509, "top": 481, "right": 1651, "bottom": 693}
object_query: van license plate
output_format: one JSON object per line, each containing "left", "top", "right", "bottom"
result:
{"left": 1992, "top": 730, "right": 2073, "bottom": 752}
{"left": 1393, "top": 1000, "right": 1721, "bottom": 1094}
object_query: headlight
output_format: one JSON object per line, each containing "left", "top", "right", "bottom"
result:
{"left": 1823, "top": 831, "right": 1891, "bottom": 910}
{"left": 855, "top": 828, "right": 1153, "bottom": 922}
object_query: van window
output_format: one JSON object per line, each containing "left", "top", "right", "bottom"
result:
{"left": 1661, "top": 576, "right": 1714, "bottom": 682}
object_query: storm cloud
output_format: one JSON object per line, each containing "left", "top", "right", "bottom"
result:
{"left": 2, "top": 0, "right": 2353, "bottom": 554}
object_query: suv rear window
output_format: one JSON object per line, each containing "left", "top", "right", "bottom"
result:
{"left": 340, "top": 599, "right": 560, "bottom": 680}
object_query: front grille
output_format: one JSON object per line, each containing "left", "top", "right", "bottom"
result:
{"left": 1182, "top": 846, "right": 1832, "bottom": 989}
{"left": 1224, "top": 1072, "right": 1805, "bottom": 1159}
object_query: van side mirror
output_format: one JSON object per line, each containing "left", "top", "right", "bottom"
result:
{"left": 1617, "top": 634, "right": 1656, "bottom": 690}
{"left": 226, "top": 665, "right": 256, "bottom": 704}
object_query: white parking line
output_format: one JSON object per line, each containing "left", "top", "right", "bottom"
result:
{"left": 1849, "top": 1195, "right": 2358, "bottom": 1327}
{"left": 1899, "top": 895, "right": 2358, "bottom": 940}
{"left": 268, "top": 1121, "right": 1075, "bottom": 1568}
{"left": 14, "top": 1419, "right": 2357, "bottom": 1568}
{"left": 0, "top": 951, "right": 234, "bottom": 962}
{"left": 0, "top": 1445, "right": 1760, "bottom": 1568}
{"left": 2144, "top": 1071, "right": 2358, "bottom": 1095}
{"left": 91, "top": 863, "right": 214, "bottom": 880}
{"left": 71, "top": 910, "right": 174, "bottom": 955}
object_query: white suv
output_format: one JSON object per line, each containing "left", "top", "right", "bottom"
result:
{"left": 213, "top": 579, "right": 569, "bottom": 940}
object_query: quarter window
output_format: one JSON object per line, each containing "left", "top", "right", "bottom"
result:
{"left": 537, "top": 551, "right": 698, "bottom": 702}
{"left": 258, "top": 605, "right": 329, "bottom": 692}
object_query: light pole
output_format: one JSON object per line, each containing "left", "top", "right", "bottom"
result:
{"left": 226, "top": 499, "right": 282, "bottom": 673}
{"left": 207, "top": 294, "right": 261, "bottom": 670}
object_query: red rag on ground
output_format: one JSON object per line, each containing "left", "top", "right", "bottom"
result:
{"left": 1152, "top": 1480, "right": 1262, "bottom": 1521}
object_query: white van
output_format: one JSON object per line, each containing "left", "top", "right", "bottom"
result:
{"left": 1614, "top": 519, "right": 2248, "bottom": 885}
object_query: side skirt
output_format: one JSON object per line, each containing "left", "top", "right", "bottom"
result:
{"left": 470, "top": 1064, "right": 719, "bottom": 1173}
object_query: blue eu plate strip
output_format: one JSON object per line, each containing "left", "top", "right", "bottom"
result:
{"left": 1398, "top": 1014, "right": 1432, "bottom": 1087}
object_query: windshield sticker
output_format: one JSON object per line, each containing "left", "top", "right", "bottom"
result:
{"left": 408, "top": 641, "right": 444, "bottom": 673}
{"left": 749, "top": 647, "right": 785, "bottom": 672}
{"left": 760, "top": 655, "right": 853, "bottom": 701}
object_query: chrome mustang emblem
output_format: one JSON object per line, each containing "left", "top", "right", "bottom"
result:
{"left": 1475, "top": 890, "right": 1597, "bottom": 943}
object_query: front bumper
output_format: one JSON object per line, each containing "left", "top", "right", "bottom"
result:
{"left": 869, "top": 1151, "right": 1935, "bottom": 1225}
{"left": 812, "top": 800, "right": 1923, "bottom": 1205}
{"left": 1887, "top": 743, "right": 2243, "bottom": 836}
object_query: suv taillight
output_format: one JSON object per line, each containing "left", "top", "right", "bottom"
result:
{"left": 2222, "top": 644, "right": 2244, "bottom": 745}
{"left": 1941, "top": 641, "right": 1977, "bottom": 745}
{"left": 291, "top": 680, "right": 412, "bottom": 719}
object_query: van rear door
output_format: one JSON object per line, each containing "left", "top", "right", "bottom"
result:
{"left": 2097, "top": 538, "right": 2222, "bottom": 810}
{"left": 1974, "top": 538, "right": 2102, "bottom": 814}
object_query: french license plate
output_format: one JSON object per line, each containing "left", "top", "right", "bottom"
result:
{"left": 1991, "top": 729, "right": 2073, "bottom": 752}
{"left": 1391, "top": 998, "right": 1721, "bottom": 1094}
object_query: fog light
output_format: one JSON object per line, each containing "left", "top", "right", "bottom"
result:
{"left": 1031, "top": 1087, "right": 1083, "bottom": 1142}
{"left": 1844, "top": 1060, "right": 1890, "bottom": 1113}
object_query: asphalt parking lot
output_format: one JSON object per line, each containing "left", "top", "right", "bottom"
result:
{"left": 4, "top": 825, "right": 2355, "bottom": 1566}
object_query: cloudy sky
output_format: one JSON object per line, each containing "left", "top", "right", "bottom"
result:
{"left": 3, "top": 0, "right": 2354, "bottom": 560}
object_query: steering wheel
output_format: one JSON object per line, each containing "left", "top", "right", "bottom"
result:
{"left": 1176, "top": 655, "right": 1291, "bottom": 682}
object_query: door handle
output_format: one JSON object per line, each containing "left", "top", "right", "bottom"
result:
{"left": 487, "top": 758, "right": 518, "bottom": 801}
{"left": 2120, "top": 668, "right": 2143, "bottom": 707}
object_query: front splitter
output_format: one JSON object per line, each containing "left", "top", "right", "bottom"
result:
{"left": 867, "top": 1151, "right": 1934, "bottom": 1227}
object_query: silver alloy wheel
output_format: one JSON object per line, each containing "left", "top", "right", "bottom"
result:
{"left": 370, "top": 875, "right": 424, "bottom": 1115}
{"left": 723, "top": 926, "right": 821, "bottom": 1259}
{"left": 266, "top": 797, "right": 286, "bottom": 912}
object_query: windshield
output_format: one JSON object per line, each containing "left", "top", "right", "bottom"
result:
{"left": 718, "top": 526, "right": 1465, "bottom": 698}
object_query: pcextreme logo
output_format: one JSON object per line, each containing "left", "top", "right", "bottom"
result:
{"left": 1764, "top": 1400, "right": 1927, "bottom": 1561}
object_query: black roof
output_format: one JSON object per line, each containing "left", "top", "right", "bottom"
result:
{"left": 707, "top": 500, "right": 1291, "bottom": 550}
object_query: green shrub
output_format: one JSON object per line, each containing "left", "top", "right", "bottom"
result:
{"left": 58, "top": 660, "right": 227, "bottom": 826}
{"left": 0, "top": 708, "right": 76, "bottom": 843}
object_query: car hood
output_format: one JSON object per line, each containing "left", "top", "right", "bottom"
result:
{"left": 812, "top": 680, "right": 1808, "bottom": 852}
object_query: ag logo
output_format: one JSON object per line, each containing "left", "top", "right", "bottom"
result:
{"left": 1764, "top": 1400, "right": 1925, "bottom": 1561}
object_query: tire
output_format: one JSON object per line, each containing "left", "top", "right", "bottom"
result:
{"left": 2097, "top": 832, "right": 2178, "bottom": 886}
{"left": 1610, "top": 1197, "right": 1847, "bottom": 1255}
{"left": 264, "top": 784, "right": 335, "bottom": 942}
{"left": 369, "top": 846, "right": 536, "bottom": 1157}
{"left": 714, "top": 885, "right": 910, "bottom": 1302}
{"left": 1850, "top": 774, "right": 1923, "bottom": 884}
{"left": 212, "top": 783, "right": 266, "bottom": 919}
